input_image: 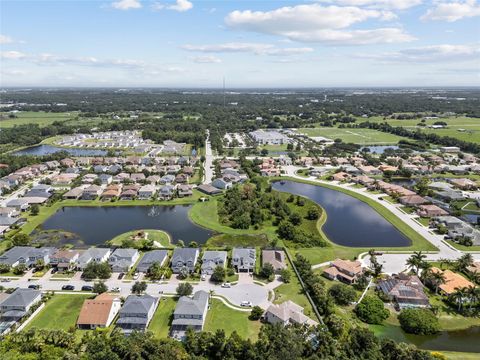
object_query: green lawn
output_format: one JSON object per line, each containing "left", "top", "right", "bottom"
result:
{"left": 0, "top": 111, "right": 77, "bottom": 128}
{"left": 148, "top": 297, "right": 177, "bottom": 338}
{"left": 204, "top": 299, "right": 261, "bottom": 340}
{"left": 445, "top": 239, "right": 480, "bottom": 252}
{"left": 297, "top": 127, "right": 405, "bottom": 145}
{"left": 274, "top": 276, "right": 315, "bottom": 318}
{"left": 24, "top": 294, "right": 92, "bottom": 331}
{"left": 207, "top": 233, "right": 269, "bottom": 248}
{"left": 109, "top": 229, "right": 171, "bottom": 247}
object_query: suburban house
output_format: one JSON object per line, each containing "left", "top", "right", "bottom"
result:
{"left": 429, "top": 268, "right": 475, "bottom": 296}
{"left": 76, "top": 293, "right": 122, "bottom": 329}
{"left": 116, "top": 294, "right": 158, "bottom": 334}
{"left": 212, "top": 177, "right": 232, "bottom": 190}
{"left": 0, "top": 246, "right": 55, "bottom": 268}
{"left": 138, "top": 185, "right": 156, "bottom": 199}
{"left": 0, "top": 288, "right": 42, "bottom": 322}
{"left": 417, "top": 204, "right": 448, "bottom": 218}
{"left": 6, "top": 199, "right": 30, "bottom": 211}
{"left": 82, "top": 185, "right": 102, "bottom": 200}
{"left": 100, "top": 185, "right": 121, "bottom": 200}
{"left": 159, "top": 185, "right": 175, "bottom": 200}
{"left": 136, "top": 250, "right": 169, "bottom": 273}
{"left": 265, "top": 301, "right": 318, "bottom": 327}
{"left": 232, "top": 248, "right": 256, "bottom": 273}
{"left": 108, "top": 248, "right": 140, "bottom": 273}
{"left": 197, "top": 184, "right": 222, "bottom": 196}
{"left": 262, "top": 250, "right": 287, "bottom": 271}
{"left": 63, "top": 187, "right": 84, "bottom": 199}
{"left": 171, "top": 248, "right": 199, "bottom": 274}
{"left": 49, "top": 249, "right": 80, "bottom": 271}
{"left": 467, "top": 262, "right": 480, "bottom": 274}
{"left": 377, "top": 274, "right": 430, "bottom": 309}
{"left": 323, "top": 258, "right": 363, "bottom": 284}
{"left": 171, "top": 290, "right": 209, "bottom": 339}
{"left": 177, "top": 184, "right": 193, "bottom": 197}
{"left": 398, "top": 195, "right": 428, "bottom": 207}
{"left": 77, "top": 248, "right": 112, "bottom": 270}
{"left": 201, "top": 251, "right": 227, "bottom": 275}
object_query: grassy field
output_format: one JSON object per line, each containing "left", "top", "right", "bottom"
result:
{"left": 361, "top": 116, "right": 480, "bottom": 144}
{"left": 204, "top": 299, "right": 261, "bottom": 340}
{"left": 207, "top": 233, "right": 269, "bottom": 248}
{"left": 148, "top": 297, "right": 177, "bottom": 338}
{"left": 273, "top": 273, "right": 315, "bottom": 318}
{"left": 109, "top": 229, "right": 171, "bottom": 247}
{"left": 0, "top": 111, "right": 77, "bottom": 127}
{"left": 25, "top": 294, "right": 92, "bottom": 331}
{"left": 297, "top": 127, "right": 405, "bottom": 145}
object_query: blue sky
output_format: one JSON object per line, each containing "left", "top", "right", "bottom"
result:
{"left": 1, "top": 0, "right": 479, "bottom": 87}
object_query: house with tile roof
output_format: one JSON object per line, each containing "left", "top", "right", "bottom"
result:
{"left": 265, "top": 301, "right": 318, "bottom": 327}
{"left": 77, "top": 293, "right": 122, "bottom": 329}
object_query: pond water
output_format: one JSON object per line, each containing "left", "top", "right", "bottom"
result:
{"left": 372, "top": 324, "right": 480, "bottom": 353}
{"left": 14, "top": 144, "right": 109, "bottom": 157}
{"left": 38, "top": 205, "right": 212, "bottom": 246}
{"left": 272, "top": 180, "right": 411, "bottom": 247}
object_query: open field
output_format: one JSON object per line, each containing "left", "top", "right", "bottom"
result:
{"left": 0, "top": 111, "right": 77, "bottom": 127}
{"left": 297, "top": 127, "right": 405, "bottom": 145}
{"left": 204, "top": 299, "right": 261, "bottom": 340}
{"left": 148, "top": 297, "right": 177, "bottom": 338}
{"left": 360, "top": 116, "right": 480, "bottom": 144}
{"left": 24, "top": 294, "right": 92, "bottom": 331}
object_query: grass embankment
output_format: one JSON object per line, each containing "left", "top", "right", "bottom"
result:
{"left": 274, "top": 177, "right": 438, "bottom": 265}
{"left": 148, "top": 297, "right": 177, "bottom": 338}
{"left": 19, "top": 192, "right": 202, "bottom": 235}
{"left": 445, "top": 240, "right": 480, "bottom": 252}
{"left": 204, "top": 299, "right": 261, "bottom": 340}
{"left": 25, "top": 294, "right": 92, "bottom": 331}
{"left": 109, "top": 229, "right": 171, "bottom": 248}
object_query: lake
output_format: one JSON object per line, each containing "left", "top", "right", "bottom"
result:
{"left": 272, "top": 180, "right": 411, "bottom": 247}
{"left": 38, "top": 205, "right": 212, "bottom": 246}
{"left": 372, "top": 323, "right": 480, "bottom": 353}
{"left": 14, "top": 144, "right": 109, "bottom": 157}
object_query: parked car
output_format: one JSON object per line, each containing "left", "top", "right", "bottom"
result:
{"left": 28, "top": 284, "right": 41, "bottom": 290}
{"left": 221, "top": 282, "right": 231, "bottom": 288}
{"left": 133, "top": 272, "right": 139, "bottom": 280}
{"left": 240, "top": 301, "right": 252, "bottom": 307}
{"left": 1, "top": 278, "right": 11, "bottom": 282}
{"left": 62, "top": 285, "right": 75, "bottom": 291}
{"left": 201, "top": 274, "right": 206, "bottom": 281}
{"left": 81, "top": 285, "right": 94, "bottom": 292}
{"left": 110, "top": 287, "right": 121, "bottom": 292}
{"left": 117, "top": 273, "right": 125, "bottom": 280}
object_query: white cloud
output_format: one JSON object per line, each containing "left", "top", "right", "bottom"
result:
{"left": 111, "top": 0, "right": 142, "bottom": 10}
{"left": 182, "top": 42, "right": 314, "bottom": 55}
{"left": 0, "top": 51, "right": 27, "bottom": 59}
{"left": 317, "top": 0, "right": 422, "bottom": 10}
{"left": 1, "top": 69, "right": 27, "bottom": 76}
{"left": 152, "top": 0, "right": 193, "bottom": 12}
{"left": 357, "top": 44, "right": 480, "bottom": 62}
{"left": 191, "top": 55, "right": 222, "bottom": 63}
{"left": 225, "top": 4, "right": 414, "bottom": 44}
{"left": 421, "top": 1, "right": 480, "bottom": 22}
{"left": 0, "top": 35, "right": 14, "bottom": 44}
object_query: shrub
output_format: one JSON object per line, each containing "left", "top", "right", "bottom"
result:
{"left": 398, "top": 309, "right": 440, "bottom": 335}
{"left": 176, "top": 282, "right": 193, "bottom": 296}
{"left": 249, "top": 306, "right": 264, "bottom": 320}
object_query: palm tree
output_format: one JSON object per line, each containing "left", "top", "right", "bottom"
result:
{"left": 439, "top": 258, "right": 452, "bottom": 270}
{"left": 450, "top": 287, "right": 468, "bottom": 312}
{"left": 456, "top": 254, "right": 474, "bottom": 272}
{"left": 406, "top": 251, "right": 427, "bottom": 275}
{"left": 430, "top": 270, "right": 446, "bottom": 294}
{"left": 465, "top": 285, "right": 479, "bottom": 309}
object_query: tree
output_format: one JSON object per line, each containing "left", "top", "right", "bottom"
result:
{"left": 260, "top": 263, "right": 275, "bottom": 279}
{"left": 398, "top": 309, "right": 439, "bottom": 335}
{"left": 11, "top": 233, "right": 31, "bottom": 246}
{"left": 449, "top": 287, "right": 468, "bottom": 311}
{"left": 82, "top": 262, "right": 112, "bottom": 280}
{"left": 147, "top": 262, "right": 163, "bottom": 281}
{"left": 328, "top": 283, "right": 357, "bottom": 306}
{"left": 354, "top": 295, "right": 389, "bottom": 324}
{"left": 424, "top": 269, "right": 445, "bottom": 294}
{"left": 0, "top": 264, "right": 10, "bottom": 273}
{"left": 288, "top": 212, "right": 302, "bottom": 225}
{"left": 279, "top": 268, "right": 291, "bottom": 283}
{"left": 30, "top": 204, "right": 40, "bottom": 216}
{"left": 93, "top": 281, "right": 108, "bottom": 294}
{"left": 406, "top": 251, "right": 427, "bottom": 275}
{"left": 260, "top": 149, "right": 268, "bottom": 156}
{"left": 306, "top": 207, "right": 320, "bottom": 220}
{"left": 176, "top": 282, "right": 193, "bottom": 296}
{"left": 249, "top": 306, "right": 264, "bottom": 320}
{"left": 132, "top": 281, "right": 148, "bottom": 294}
{"left": 13, "top": 263, "right": 27, "bottom": 275}
{"left": 210, "top": 266, "right": 226, "bottom": 283}
{"left": 456, "top": 253, "right": 474, "bottom": 272}
{"left": 178, "top": 266, "right": 189, "bottom": 280}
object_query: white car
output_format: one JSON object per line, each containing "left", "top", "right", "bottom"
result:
{"left": 110, "top": 287, "right": 121, "bottom": 292}
{"left": 240, "top": 301, "right": 252, "bottom": 307}
{"left": 133, "top": 273, "right": 140, "bottom": 280}
{"left": 221, "top": 282, "right": 231, "bottom": 288}
{"left": 201, "top": 274, "right": 206, "bottom": 281}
